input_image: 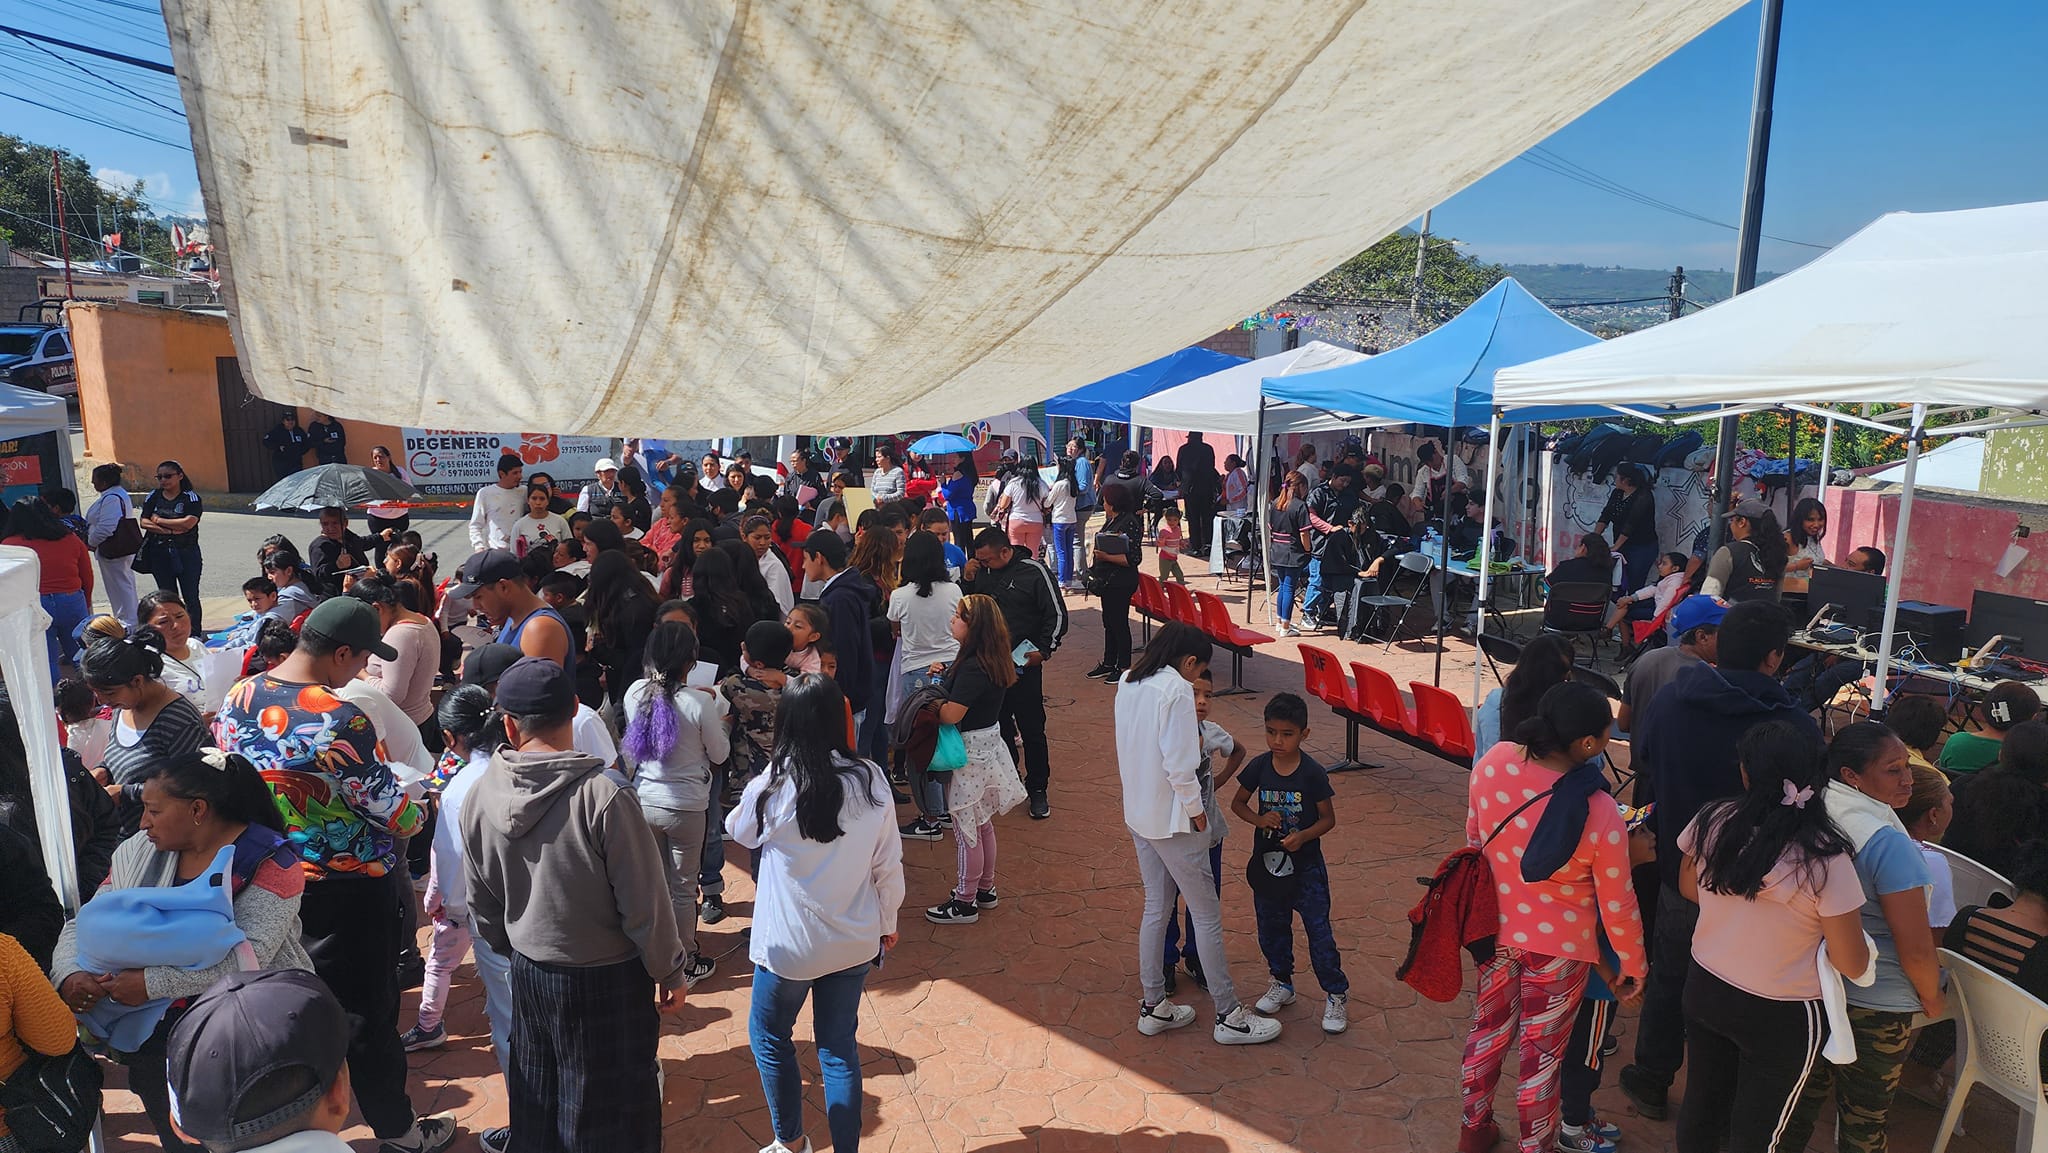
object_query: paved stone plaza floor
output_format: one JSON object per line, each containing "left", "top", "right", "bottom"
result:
{"left": 98, "top": 569, "right": 2013, "bottom": 1151}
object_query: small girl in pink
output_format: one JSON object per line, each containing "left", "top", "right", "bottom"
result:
{"left": 1155, "top": 508, "right": 1187, "bottom": 583}
{"left": 1458, "top": 683, "right": 1645, "bottom": 1153}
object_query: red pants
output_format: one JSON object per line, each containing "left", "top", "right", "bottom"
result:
{"left": 1459, "top": 948, "right": 1591, "bottom": 1153}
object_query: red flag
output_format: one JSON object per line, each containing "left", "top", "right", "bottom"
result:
{"left": 171, "top": 224, "right": 187, "bottom": 253}
{"left": 101, "top": 232, "right": 121, "bottom": 253}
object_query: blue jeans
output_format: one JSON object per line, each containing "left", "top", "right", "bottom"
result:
{"left": 1163, "top": 841, "right": 1224, "bottom": 971}
{"left": 1253, "top": 862, "right": 1348, "bottom": 994}
{"left": 1050, "top": 521, "right": 1079, "bottom": 584}
{"left": 1274, "top": 564, "right": 1304, "bottom": 623}
{"left": 751, "top": 961, "right": 871, "bottom": 1151}
{"left": 1302, "top": 556, "right": 1327, "bottom": 619}
{"left": 469, "top": 928, "right": 514, "bottom": 1075}
{"left": 40, "top": 589, "right": 89, "bottom": 680}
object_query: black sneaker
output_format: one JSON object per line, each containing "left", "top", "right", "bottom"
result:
{"left": 1618, "top": 1064, "right": 1668, "bottom": 1121}
{"left": 396, "top": 952, "right": 425, "bottom": 991}
{"left": 1029, "top": 792, "right": 1051, "bottom": 820}
{"left": 974, "top": 888, "right": 999, "bottom": 908}
{"left": 925, "top": 898, "right": 980, "bottom": 925}
{"left": 900, "top": 818, "right": 946, "bottom": 841}
{"left": 1089, "top": 665, "right": 1126, "bottom": 682}
{"left": 1083, "top": 662, "right": 1113, "bottom": 678}
{"left": 378, "top": 1113, "right": 457, "bottom": 1153}
{"left": 699, "top": 894, "right": 727, "bottom": 925}
{"left": 478, "top": 1128, "right": 510, "bottom": 1153}
{"left": 682, "top": 953, "right": 716, "bottom": 988}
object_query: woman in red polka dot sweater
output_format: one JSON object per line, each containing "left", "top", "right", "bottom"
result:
{"left": 1456, "top": 682, "right": 1646, "bottom": 1153}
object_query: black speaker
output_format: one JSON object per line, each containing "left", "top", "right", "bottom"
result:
{"left": 1896, "top": 601, "right": 1967, "bottom": 665}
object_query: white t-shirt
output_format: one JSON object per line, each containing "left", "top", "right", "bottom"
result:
{"left": 511, "top": 512, "right": 570, "bottom": 558}
{"left": 1295, "top": 460, "right": 1321, "bottom": 489}
{"left": 1047, "top": 479, "right": 1079, "bottom": 525}
{"left": 1920, "top": 842, "right": 1958, "bottom": 928}
{"left": 887, "top": 582, "right": 963, "bottom": 670}
{"left": 1001, "top": 476, "right": 1046, "bottom": 524}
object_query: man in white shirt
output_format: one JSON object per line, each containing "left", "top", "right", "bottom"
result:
{"left": 469, "top": 453, "right": 526, "bottom": 552}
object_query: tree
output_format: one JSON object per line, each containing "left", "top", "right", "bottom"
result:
{"left": 0, "top": 133, "right": 178, "bottom": 273}
{"left": 1268, "top": 229, "right": 1507, "bottom": 352}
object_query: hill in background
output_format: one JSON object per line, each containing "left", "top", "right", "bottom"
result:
{"left": 1504, "top": 263, "right": 1781, "bottom": 333}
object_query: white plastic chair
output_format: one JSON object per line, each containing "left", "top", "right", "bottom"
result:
{"left": 1932, "top": 947, "right": 2048, "bottom": 1153}
{"left": 1931, "top": 842, "right": 2018, "bottom": 912}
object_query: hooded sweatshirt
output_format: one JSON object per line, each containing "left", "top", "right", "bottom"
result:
{"left": 460, "top": 745, "right": 686, "bottom": 987}
{"left": 1638, "top": 662, "right": 1821, "bottom": 890}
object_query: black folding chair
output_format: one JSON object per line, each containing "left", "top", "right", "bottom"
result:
{"left": 1542, "top": 580, "right": 1614, "bottom": 665}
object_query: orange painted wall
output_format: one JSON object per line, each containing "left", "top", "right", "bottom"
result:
{"left": 67, "top": 301, "right": 404, "bottom": 491}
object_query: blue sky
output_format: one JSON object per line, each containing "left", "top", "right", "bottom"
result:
{"left": 4, "top": 1, "right": 2045, "bottom": 271}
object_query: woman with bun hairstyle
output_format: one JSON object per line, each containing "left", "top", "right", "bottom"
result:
{"left": 1459, "top": 682, "right": 1645, "bottom": 1153}
{"left": 1939, "top": 679, "right": 2042, "bottom": 775}
{"left": 80, "top": 627, "right": 209, "bottom": 837}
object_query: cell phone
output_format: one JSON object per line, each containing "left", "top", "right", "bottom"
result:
{"left": 1011, "top": 639, "right": 1039, "bottom": 668}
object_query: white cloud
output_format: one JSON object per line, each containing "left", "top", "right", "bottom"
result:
{"left": 93, "top": 168, "right": 175, "bottom": 203}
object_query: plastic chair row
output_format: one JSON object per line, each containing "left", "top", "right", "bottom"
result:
{"left": 1298, "top": 643, "right": 1477, "bottom": 770}
{"left": 1134, "top": 573, "right": 1273, "bottom": 695}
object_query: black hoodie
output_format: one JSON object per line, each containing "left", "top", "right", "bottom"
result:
{"left": 1637, "top": 661, "right": 1820, "bottom": 890}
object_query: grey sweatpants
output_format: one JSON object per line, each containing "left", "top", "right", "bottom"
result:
{"left": 1133, "top": 828, "right": 1239, "bottom": 1015}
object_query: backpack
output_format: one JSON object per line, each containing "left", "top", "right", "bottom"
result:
{"left": 1653, "top": 429, "right": 1705, "bottom": 469}
{"left": 1394, "top": 788, "right": 1552, "bottom": 1003}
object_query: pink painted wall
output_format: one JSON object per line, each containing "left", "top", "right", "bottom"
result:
{"left": 1824, "top": 487, "right": 2048, "bottom": 610}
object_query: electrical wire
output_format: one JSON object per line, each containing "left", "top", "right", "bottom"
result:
{"left": 0, "top": 45, "right": 187, "bottom": 128}
{"left": 0, "top": 89, "right": 189, "bottom": 149}
{"left": 4, "top": 26, "right": 184, "bottom": 116}
{"left": 0, "top": 202, "right": 188, "bottom": 274}
{"left": 1517, "top": 146, "right": 1831, "bottom": 251}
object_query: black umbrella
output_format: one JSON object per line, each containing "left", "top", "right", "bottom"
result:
{"left": 252, "top": 464, "right": 420, "bottom": 511}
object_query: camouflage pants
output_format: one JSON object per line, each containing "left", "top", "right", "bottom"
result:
{"left": 1775, "top": 1007, "right": 1916, "bottom": 1153}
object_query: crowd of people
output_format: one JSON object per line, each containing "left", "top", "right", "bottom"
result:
{"left": 0, "top": 428, "right": 2038, "bottom": 1153}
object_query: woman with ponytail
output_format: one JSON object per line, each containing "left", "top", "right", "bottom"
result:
{"left": 1459, "top": 682, "right": 1645, "bottom": 1153}
{"left": 622, "top": 621, "right": 728, "bottom": 987}
{"left": 81, "top": 626, "right": 209, "bottom": 837}
{"left": 1673, "top": 720, "right": 1870, "bottom": 1153}
{"left": 51, "top": 748, "right": 307, "bottom": 1151}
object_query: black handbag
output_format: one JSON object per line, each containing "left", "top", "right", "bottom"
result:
{"left": 97, "top": 516, "right": 142, "bottom": 560}
{"left": 0, "top": 1041, "right": 104, "bottom": 1152}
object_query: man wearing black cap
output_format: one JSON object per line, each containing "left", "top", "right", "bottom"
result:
{"left": 799, "top": 531, "right": 878, "bottom": 723}
{"left": 213, "top": 598, "right": 451, "bottom": 1153}
{"left": 962, "top": 526, "right": 1068, "bottom": 819}
{"left": 451, "top": 548, "right": 575, "bottom": 675}
{"left": 167, "top": 969, "right": 354, "bottom": 1153}
{"left": 461, "top": 657, "right": 685, "bottom": 1150}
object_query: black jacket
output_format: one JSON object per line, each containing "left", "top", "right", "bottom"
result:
{"left": 1638, "top": 663, "right": 1820, "bottom": 890}
{"left": 964, "top": 553, "right": 1069, "bottom": 657}
{"left": 816, "top": 567, "right": 880, "bottom": 711}
{"left": 0, "top": 822, "right": 63, "bottom": 969}
{"left": 0, "top": 750, "right": 120, "bottom": 898}
{"left": 307, "top": 419, "right": 348, "bottom": 465}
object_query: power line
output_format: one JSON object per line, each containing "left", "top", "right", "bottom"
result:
{"left": 1516, "top": 146, "right": 1831, "bottom": 251}
{"left": 0, "top": 202, "right": 187, "bottom": 274}
{"left": 0, "top": 45, "right": 188, "bottom": 127}
{"left": 4, "top": 27, "right": 184, "bottom": 116}
{"left": 76, "top": 0, "right": 167, "bottom": 16}
{"left": 0, "top": 89, "right": 190, "bottom": 149}
{"left": 0, "top": 22, "right": 173, "bottom": 72}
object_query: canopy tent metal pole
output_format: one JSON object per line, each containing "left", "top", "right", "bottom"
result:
{"left": 1433, "top": 428, "right": 1457, "bottom": 686}
{"left": 1871, "top": 403, "right": 1928, "bottom": 713}
{"left": 1471, "top": 410, "right": 1504, "bottom": 705}
{"left": 1818, "top": 415, "right": 1837, "bottom": 499}
{"left": 1253, "top": 399, "right": 1270, "bottom": 626}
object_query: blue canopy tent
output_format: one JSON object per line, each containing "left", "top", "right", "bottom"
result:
{"left": 1259, "top": 278, "right": 1607, "bottom": 427}
{"left": 1044, "top": 346, "right": 1248, "bottom": 423}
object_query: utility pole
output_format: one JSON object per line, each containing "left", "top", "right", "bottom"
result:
{"left": 50, "top": 150, "right": 74, "bottom": 300}
{"left": 1667, "top": 266, "right": 1686, "bottom": 321}
{"left": 1709, "top": 0, "right": 1784, "bottom": 557}
{"left": 1410, "top": 209, "right": 1432, "bottom": 319}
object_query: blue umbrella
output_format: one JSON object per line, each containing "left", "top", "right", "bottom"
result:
{"left": 909, "top": 432, "right": 977, "bottom": 455}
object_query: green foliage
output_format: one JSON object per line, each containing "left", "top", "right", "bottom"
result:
{"left": 0, "top": 132, "right": 178, "bottom": 271}
{"left": 1298, "top": 230, "right": 1507, "bottom": 309}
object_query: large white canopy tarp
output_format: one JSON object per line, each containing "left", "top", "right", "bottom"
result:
{"left": 165, "top": 0, "right": 1740, "bottom": 437}
{"left": 1494, "top": 201, "right": 2048, "bottom": 416}
{"left": 1129, "top": 341, "right": 1371, "bottom": 437}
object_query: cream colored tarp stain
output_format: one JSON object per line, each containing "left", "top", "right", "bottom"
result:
{"left": 165, "top": 0, "right": 1741, "bottom": 436}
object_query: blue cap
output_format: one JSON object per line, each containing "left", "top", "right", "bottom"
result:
{"left": 1670, "top": 595, "right": 1728, "bottom": 638}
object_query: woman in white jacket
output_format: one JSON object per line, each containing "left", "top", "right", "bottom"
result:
{"left": 727, "top": 673, "right": 904, "bottom": 1153}
{"left": 1114, "top": 621, "right": 1281, "bottom": 1047}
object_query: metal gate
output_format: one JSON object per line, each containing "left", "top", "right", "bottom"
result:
{"left": 215, "top": 358, "right": 297, "bottom": 492}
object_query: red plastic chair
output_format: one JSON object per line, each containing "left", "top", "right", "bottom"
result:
{"left": 1410, "top": 680, "right": 1477, "bottom": 762}
{"left": 1349, "top": 661, "right": 1415, "bottom": 737}
{"left": 1162, "top": 581, "right": 1201, "bottom": 626}
{"left": 1297, "top": 644, "right": 1350, "bottom": 711}
{"left": 1132, "top": 572, "right": 1166, "bottom": 642}
{"left": 1193, "top": 589, "right": 1273, "bottom": 696}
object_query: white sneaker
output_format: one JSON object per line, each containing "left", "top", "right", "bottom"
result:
{"left": 1322, "top": 993, "right": 1349, "bottom": 1034}
{"left": 1255, "top": 979, "right": 1296, "bottom": 1014}
{"left": 1214, "top": 1005, "right": 1283, "bottom": 1045}
{"left": 1137, "top": 998, "right": 1197, "bottom": 1036}
{"left": 760, "top": 1138, "right": 813, "bottom": 1153}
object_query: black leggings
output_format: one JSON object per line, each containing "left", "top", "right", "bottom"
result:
{"left": 1676, "top": 962, "right": 1827, "bottom": 1153}
{"left": 1099, "top": 577, "right": 1135, "bottom": 669}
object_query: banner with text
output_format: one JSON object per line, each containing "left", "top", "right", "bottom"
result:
{"left": 401, "top": 430, "right": 616, "bottom": 494}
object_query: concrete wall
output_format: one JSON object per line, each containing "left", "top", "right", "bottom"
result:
{"left": 67, "top": 300, "right": 405, "bottom": 492}
{"left": 1982, "top": 427, "right": 2048, "bottom": 502}
{"left": 1825, "top": 484, "right": 2048, "bottom": 609}
{"left": 0, "top": 267, "right": 42, "bottom": 322}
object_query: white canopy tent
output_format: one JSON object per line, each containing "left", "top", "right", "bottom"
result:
{"left": 1491, "top": 201, "right": 2048, "bottom": 707}
{"left": 1870, "top": 436, "right": 1982, "bottom": 491}
{"left": 1128, "top": 341, "right": 1373, "bottom": 438}
{"left": 163, "top": 0, "right": 1742, "bottom": 436}
{"left": 0, "top": 547, "right": 81, "bottom": 913}
{"left": 0, "top": 384, "right": 76, "bottom": 484}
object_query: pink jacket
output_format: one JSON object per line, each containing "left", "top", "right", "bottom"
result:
{"left": 1464, "top": 741, "right": 1647, "bottom": 980}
